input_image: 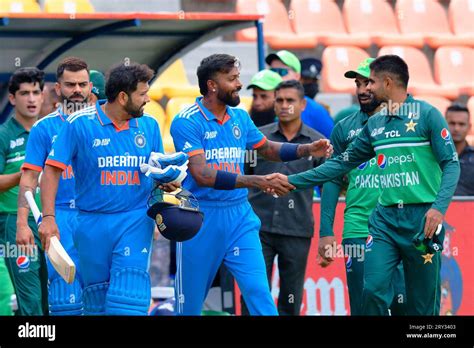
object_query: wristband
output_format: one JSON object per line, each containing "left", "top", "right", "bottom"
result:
{"left": 279, "top": 143, "right": 299, "bottom": 162}
{"left": 214, "top": 170, "right": 238, "bottom": 190}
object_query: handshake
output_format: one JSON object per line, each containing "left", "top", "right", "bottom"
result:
{"left": 258, "top": 173, "right": 294, "bottom": 197}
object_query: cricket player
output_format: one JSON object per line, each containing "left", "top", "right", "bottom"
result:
{"left": 38, "top": 62, "right": 183, "bottom": 315}
{"left": 267, "top": 55, "right": 460, "bottom": 315}
{"left": 17, "top": 57, "right": 92, "bottom": 316}
{"left": 318, "top": 58, "right": 406, "bottom": 315}
{"left": 170, "top": 54, "right": 332, "bottom": 315}
{"left": 0, "top": 67, "right": 48, "bottom": 315}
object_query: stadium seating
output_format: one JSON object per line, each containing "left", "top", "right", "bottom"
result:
{"left": 434, "top": 46, "right": 474, "bottom": 96}
{"left": 342, "top": 0, "right": 424, "bottom": 48}
{"left": 162, "top": 132, "right": 176, "bottom": 154}
{"left": 0, "top": 0, "right": 41, "bottom": 13}
{"left": 395, "top": 0, "right": 468, "bottom": 48}
{"left": 321, "top": 46, "right": 369, "bottom": 93}
{"left": 378, "top": 46, "right": 460, "bottom": 99}
{"left": 148, "top": 60, "right": 200, "bottom": 101}
{"left": 164, "top": 97, "right": 197, "bottom": 131}
{"left": 289, "top": 0, "right": 370, "bottom": 48}
{"left": 415, "top": 95, "right": 452, "bottom": 115}
{"left": 237, "top": 95, "right": 252, "bottom": 112}
{"left": 449, "top": 0, "right": 474, "bottom": 47}
{"left": 144, "top": 100, "right": 167, "bottom": 136}
{"left": 235, "top": 0, "right": 317, "bottom": 49}
{"left": 44, "top": 0, "right": 95, "bottom": 14}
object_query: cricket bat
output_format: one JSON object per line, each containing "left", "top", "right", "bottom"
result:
{"left": 24, "top": 191, "right": 76, "bottom": 284}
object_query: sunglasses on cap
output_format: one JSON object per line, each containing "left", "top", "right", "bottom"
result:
{"left": 270, "top": 67, "right": 289, "bottom": 77}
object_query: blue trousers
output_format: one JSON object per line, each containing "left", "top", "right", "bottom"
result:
{"left": 46, "top": 206, "right": 83, "bottom": 315}
{"left": 74, "top": 208, "right": 154, "bottom": 315}
{"left": 175, "top": 198, "right": 277, "bottom": 315}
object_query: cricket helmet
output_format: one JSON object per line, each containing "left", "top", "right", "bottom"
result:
{"left": 147, "top": 188, "right": 204, "bottom": 242}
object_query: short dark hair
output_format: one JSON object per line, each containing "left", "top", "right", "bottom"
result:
{"left": 370, "top": 55, "right": 409, "bottom": 88}
{"left": 274, "top": 80, "right": 305, "bottom": 100}
{"left": 8, "top": 67, "right": 45, "bottom": 95}
{"left": 197, "top": 54, "right": 240, "bottom": 95}
{"left": 105, "top": 62, "right": 154, "bottom": 102}
{"left": 446, "top": 103, "right": 470, "bottom": 119}
{"left": 56, "top": 57, "right": 89, "bottom": 80}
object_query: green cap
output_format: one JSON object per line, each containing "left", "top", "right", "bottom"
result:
{"left": 246, "top": 69, "right": 283, "bottom": 90}
{"left": 344, "top": 57, "right": 375, "bottom": 79}
{"left": 90, "top": 70, "right": 106, "bottom": 99}
{"left": 265, "top": 50, "right": 301, "bottom": 73}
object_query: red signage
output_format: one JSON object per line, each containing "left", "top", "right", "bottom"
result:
{"left": 235, "top": 200, "right": 474, "bottom": 315}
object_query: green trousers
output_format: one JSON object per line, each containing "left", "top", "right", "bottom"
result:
{"left": 363, "top": 203, "right": 443, "bottom": 316}
{"left": 0, "top": 256, "right": 14, "bottom": 315}
{"left": 342, "top": 238, "right": 406, "bottom": 316}
{"left": 0, "top": 213, "right": 48, "bottom": 316}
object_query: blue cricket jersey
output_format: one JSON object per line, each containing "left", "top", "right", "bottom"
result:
{"left": 301, "top": 96, "right": 333, "bottom": 139}
{"left": 23, "top": 106, "right": 76, "bottom": 208}
{"left": 170, "top": 97, "right": 266, "bottom": 202}
{"left": 46, "top": 102, "right": 163, "bottom": 213}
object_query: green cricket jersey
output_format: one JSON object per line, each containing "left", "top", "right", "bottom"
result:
{"left": 0, "top": 117, "right": 36, "bottom": 213}
{"left": 319, "top": 110, "right": 380, "bottom": 238}
{"left": 290, "top": 95, "right": 460, "bottom": 215}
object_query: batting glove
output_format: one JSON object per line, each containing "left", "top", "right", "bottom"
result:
{"left": 140, "top": 163, "right": 188, "bottom": 184}
{"left": 148, "top": 152, "right": 189, "bottom": 169}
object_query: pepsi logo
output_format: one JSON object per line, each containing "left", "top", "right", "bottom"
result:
{"left": 441, "top": 128, "right": 451, "bottom": 140}
{"left": 357, "top": 162, "right": 368, "bottom": 170}
{"left": 16, "top": 255, "right": 30, "bottom": 269}
{"left": 366, "top": 235, "right": 374, "bottom": 249}
{"left": 345, "top": 255, "right": 352, "bottom": 269}
{"left": 377, "top": 154, "right": 387, "bottom": 169}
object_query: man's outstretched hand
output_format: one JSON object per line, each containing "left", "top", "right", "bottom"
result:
{"left": 298, "top": 139, "right": 333, "bottom": 159}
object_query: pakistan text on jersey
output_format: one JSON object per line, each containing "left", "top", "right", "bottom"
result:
{"left": 97, "top": 155, "right": 147, "bottom": 168}
{"left": 355, "top": 171, "right": 420, "bottom": 189}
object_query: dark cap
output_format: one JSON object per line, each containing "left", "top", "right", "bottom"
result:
{"left": 300, "top": 58, "right": 322, "bottom": 79}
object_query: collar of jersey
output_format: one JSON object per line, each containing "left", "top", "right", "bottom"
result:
{"left": 195, "top": 97, "right": 233, "bottom": 125}
{"left": 95, "top": 101, "right": 138, "bottom": 129}
{"left": 56, "top": 105, "right": 67, "bottom": 121}
{"left": 9, "top": 117, "right": 28, "bottom": 135}
{"left": 386, "top": 94, "right": 415, "bottom": 119}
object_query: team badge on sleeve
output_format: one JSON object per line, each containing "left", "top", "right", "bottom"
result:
{"left": 366, "top": 235, "right": 374, "bottom": 249}
{"left": 16, "top": 256, "right": 30, "bottom": 270}
{"left": 441, "top": 128, "right": 451, "bottom": 140}
{"left": 345, "top": 254, "right": 352, "bottom": 270}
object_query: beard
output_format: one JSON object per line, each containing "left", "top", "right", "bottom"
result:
{"left": 358, "top": 94, "right": 381, "bottom": 114}
{"left": 61, "top": 93, "right": 88, "bottom": 114}
{"left": 250, "top": 107, "right": 276, "bottom": 127}
{"left": 303, "top": 82, "right": 319, "bottom": 100}
{"left": 217, "top": 88, "right": 240, "bottom": 107}
{"left": 125, "top": 99, "right": 146, "bottom": 118}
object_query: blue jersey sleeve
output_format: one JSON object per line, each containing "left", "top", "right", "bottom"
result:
{"left": 45, "top": 119, "right": 78, "bottom": 171}
{"left": 170, "top": 116, "right": 204, "bottom": 157}
{"left": 245, "top": 113, "right": 266, "bottom": 150}
{"left": 23, "top": 122, "right": 50, "bottom": 172}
